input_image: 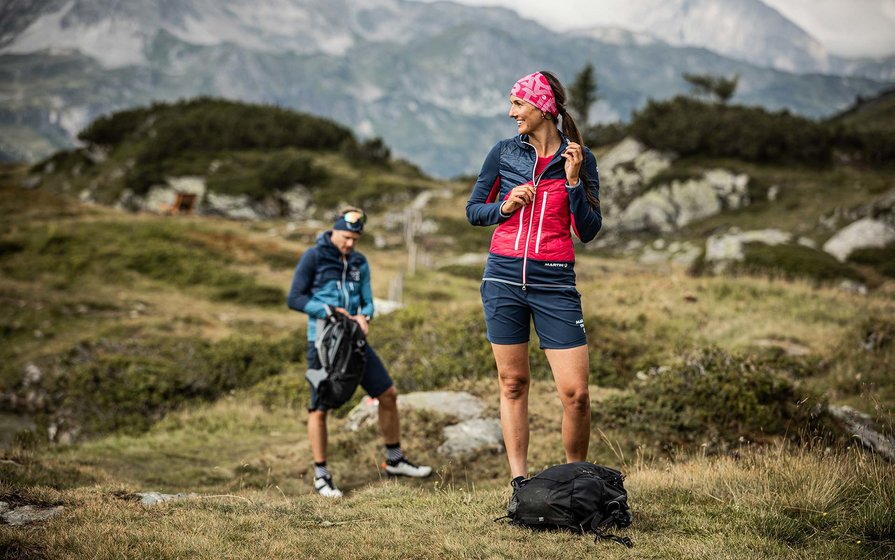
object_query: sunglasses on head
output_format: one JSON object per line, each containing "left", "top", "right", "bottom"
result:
{"left": 343, "top": 210, "right": 366, "bottom": 225}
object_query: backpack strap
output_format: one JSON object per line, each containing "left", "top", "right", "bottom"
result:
{"left": 594, "top": 532, "right": 634, "bottom": 548}
{"left": 592, "top": 516, "right": 634, "bottom": 548}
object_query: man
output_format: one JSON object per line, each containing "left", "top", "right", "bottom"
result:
{"left": 287, "top": 207, "right": 432, "bottom": 497}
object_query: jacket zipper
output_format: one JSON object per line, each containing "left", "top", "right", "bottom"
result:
{"left": 340, "top": 256, "right": 350, "bottom": 309}
{"left": 520, "top": 139, "right": 557, "bottom": 289}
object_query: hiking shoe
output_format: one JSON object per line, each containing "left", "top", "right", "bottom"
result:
{"left": 383, "top": 457, "right": 433, "bottom": 478}
{"left": 314, "top": 476, "right": 343, "bottom": 498}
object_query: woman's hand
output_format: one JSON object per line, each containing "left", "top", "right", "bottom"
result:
{"left": 562, "top": 142, "right": 583, "bottom": 185}
{"left": 500, "top": 184, "right": 535, "bottom": 214}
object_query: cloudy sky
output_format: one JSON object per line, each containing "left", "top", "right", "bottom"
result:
{"left": 411, "top": 0, "right": 895, "bottom": 58}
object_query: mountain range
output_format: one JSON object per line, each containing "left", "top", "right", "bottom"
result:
{"left": 1, "top": 0, "right": 893, "bottom": 176}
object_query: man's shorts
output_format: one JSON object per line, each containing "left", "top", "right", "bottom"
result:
{"left": 480, "top": 280, "right": 587, "bottom": 349}
{"left": 306, "top": 341, "right": 393, "bottom": 412}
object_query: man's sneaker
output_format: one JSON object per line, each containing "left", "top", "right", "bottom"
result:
{"left": 314, "top": 476, "right": 343, "bottom": 498}
{"left": 383, "top": 457, "right": 433, "bottom": 478}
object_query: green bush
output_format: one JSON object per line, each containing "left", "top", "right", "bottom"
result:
{"left": 258, "top": 153, "right": 326, "bottom": 191}
{"left": 736, "top": 243, "right": 863, "bottom": 283}
{"left": 583, "top": 122, "right": 629, "bottom": 148}
{"left": 41, "top": 334, "right": 303, "bottom": 436}
{"left": 848, "top": 243, "right": 895, "bottom": 278}
{"left": 599, "top": 347, "right": 827, "bottom": 446}
{"left": 630, "top": 97, "right": 834, "bottom": 165}
{"left": 340, "top": 137, "right": 391, "bottom": 165}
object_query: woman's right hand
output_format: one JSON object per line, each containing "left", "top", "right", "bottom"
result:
{"left": 501, "top": 184, "right": 535, "bottom": 214}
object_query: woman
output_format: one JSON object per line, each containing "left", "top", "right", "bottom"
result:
{"left": 466, "top": 71, "right": 602, "bottom": 487}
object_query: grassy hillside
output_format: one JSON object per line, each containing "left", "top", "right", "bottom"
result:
{"left": 27, "top": 98, "right": 438, "bottom": 212}
{"left": 830, "top": 87, "right": 895, "bottom": 132}
{"left": 1, "top": 126, "right": 894, "bottom": 560}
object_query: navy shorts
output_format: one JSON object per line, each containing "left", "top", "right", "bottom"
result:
{"left": 306, "top": 341, "right": 393, "bottom": 412}
{"left": 480, "top": 280, "right": 587, "bottom": 349}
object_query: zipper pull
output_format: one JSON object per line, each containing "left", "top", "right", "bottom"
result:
{"left": 522, "top": 283, "right": 527, "bottom": 291}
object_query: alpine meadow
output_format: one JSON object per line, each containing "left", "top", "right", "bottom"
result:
{"left": 2, "top": 1, "right": 895, "bottom": 558}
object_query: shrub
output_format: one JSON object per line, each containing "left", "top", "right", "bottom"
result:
{"left": 583, "top": 122, "right": 629, "bottom": 148}
{"left": 630, "top": 97, "right": 834, "bottom": 165}
{"left": 735, "top": 243, "right": 863, "bottom": 283}
{"left": 41, "top": 334, "right": 303, "bottom": 437}
{"left": 848, "top": 243, "right": 895, "bottom": 278}
{"left": 340, "top": 137, "right": 391, "bottom": 165}
{"left": 599, "top": 347, "right": 828, "bottom": 447}
{"left": 258, "top": 153, "right": 326, "bottom": 191}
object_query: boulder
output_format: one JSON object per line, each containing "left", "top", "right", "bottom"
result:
{"left": 201, "top": 192, "right": 263, "bottom": 220}
{"left": 616, "top": 169, "right": 749, "bottom": 233}
{"left": 705, "top": 229, "right": 792, "bottom": 265}
{"left": 822, "top": 218, "right": 895, "bottom": 262}
{"left": 346, "top": 391, "right": 485, "bottom": 431}
{"left": 345, "top": 391, "right": 502, "bottom": 460}
{"left": 281, "top": 186, "right": 314, "bottom": 219}
{"left": 437, "top": 418, "right": 504, "bottom": 459}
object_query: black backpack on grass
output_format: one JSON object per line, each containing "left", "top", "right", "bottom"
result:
{"left": 504, "top": 462, "right": 633, "bottom": 548}
{"left": 309, "top": 310, "right": 367, "bottom": 409}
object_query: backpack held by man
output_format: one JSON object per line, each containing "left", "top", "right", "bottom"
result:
{"left": 503, "top": 462, "right": 633, "bottom": 548}
{"left": 305, "top": 306, "right": 368, "bottom": 410}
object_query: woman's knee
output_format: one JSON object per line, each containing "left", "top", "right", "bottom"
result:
{"left": 499, "top": 374, "right": 530, "bottom": 400}
{"left": 561, "top": 387, "right": 590, "bottom": 413}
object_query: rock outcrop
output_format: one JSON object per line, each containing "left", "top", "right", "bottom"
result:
{"left": 617, "top": 169, "right": 750, "bottom": 233}
{"left": 704, "top": 228, "right": 792, "bottom": 272}
{"left": 822, "top": 218, "right": 895, "bottom": 262}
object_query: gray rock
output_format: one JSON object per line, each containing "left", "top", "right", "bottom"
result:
{"left": 822, "top": 218, "right": 895, "bottom": 262}
{"left": 827, "top": 405, "right": 895, "bottom": 462}
{"left": 705, "top": 229, "right": 792, "bottom": 269}
{"left": 136, "top": 492, "right": 199, "bottom": 506}
{"left": 2, "top": 505, "right": 64, "bottom": 526}
{"left": 281, "top": 186, "right": 314, "bottom": 219}
{"left": 202, "top": 192, "right": 262, "bottom": 220}
{"left": 437, "top": 418, "right": 504, "bottom": 459}
{"left": 0, "top": 502, "right": 9, "bottom": 515}
{"left": 345, "top": 391, "right": 485, "bottom": 432}
{"left": 344, "top": 391, "right": 503, "bottom": 460}
{"left": 616, "top": 169, "right": 749, "bottom": 233}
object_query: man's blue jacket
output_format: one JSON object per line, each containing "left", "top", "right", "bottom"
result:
{"left": 287, "top": 231, "right": 375, "bottom": 342}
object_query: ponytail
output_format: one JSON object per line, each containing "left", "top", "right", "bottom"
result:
{"left": 541, "top": 71, "right": 600, "bottom": 210}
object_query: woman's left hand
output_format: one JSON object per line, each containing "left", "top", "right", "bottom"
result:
{"left": 562, "top": 142, "right": 583, "bottom": 185}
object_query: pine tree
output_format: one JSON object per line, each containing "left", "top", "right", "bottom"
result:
{"left": 568, "top": 63, "right": 598, "bottom": 124}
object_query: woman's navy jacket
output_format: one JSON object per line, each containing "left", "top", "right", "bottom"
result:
{"left": 466, "top": 134, "right": 602, "bottom": 288}
{"left": 287, "top": 230, "right": 374, "bottom": 341}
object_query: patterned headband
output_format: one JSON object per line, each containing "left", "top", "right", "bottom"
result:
{"left": 510, "top": 72, "right": 558, "bottom": 117}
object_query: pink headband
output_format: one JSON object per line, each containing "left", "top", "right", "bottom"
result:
{"left": 510, "top": 72, "right": 558, "bottom": 117}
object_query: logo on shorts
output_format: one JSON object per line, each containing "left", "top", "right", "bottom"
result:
{"left": 544, "top": 262, "right": 568, "bottom": 268}
{"left": 575, "top": 318, "right": 586, "bottom": 333}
